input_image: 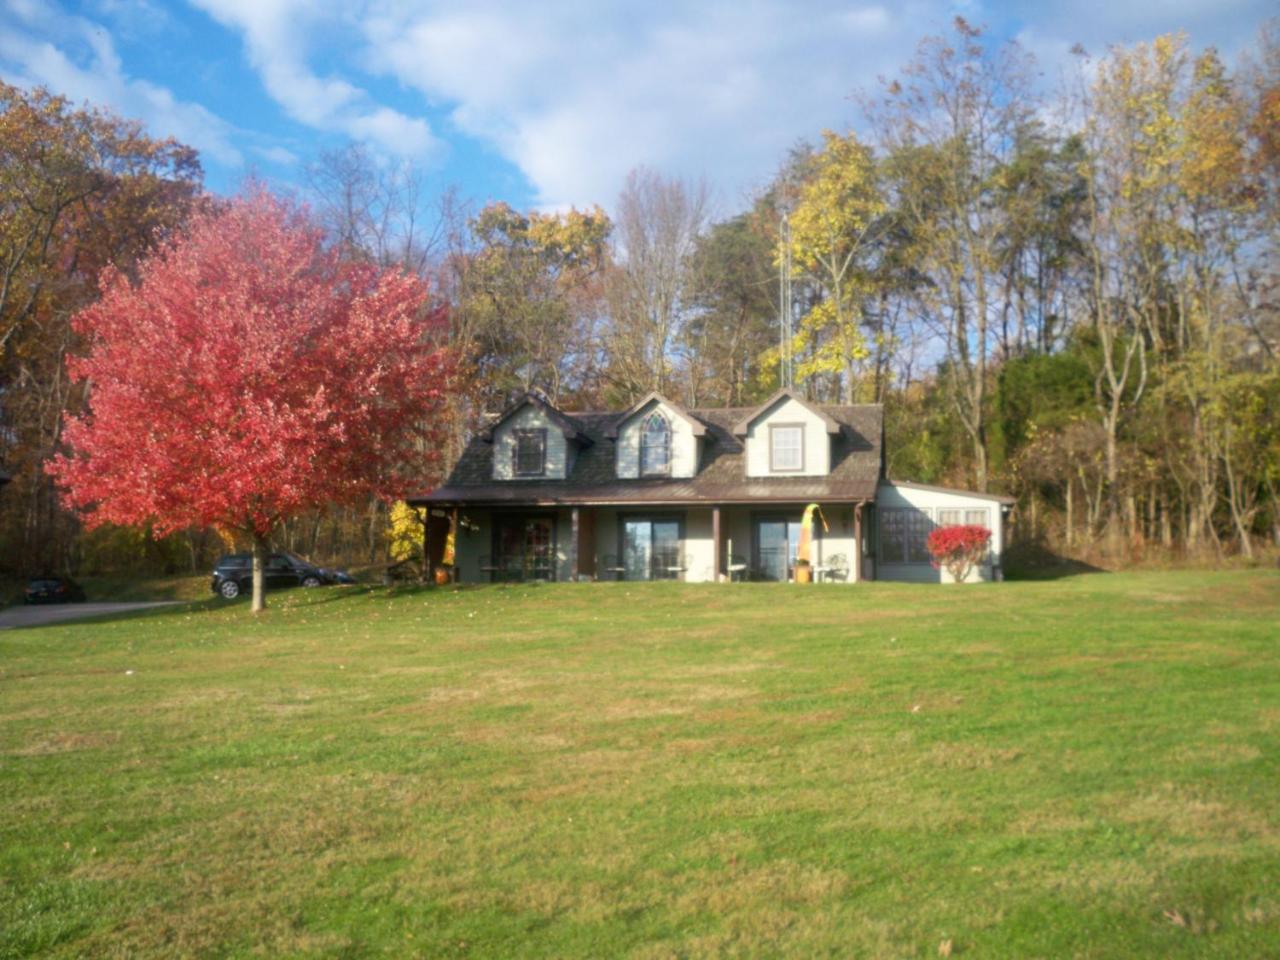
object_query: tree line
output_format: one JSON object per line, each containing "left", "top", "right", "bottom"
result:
{"left": 1, "top": 18, "right": 1276, "bottom": 577}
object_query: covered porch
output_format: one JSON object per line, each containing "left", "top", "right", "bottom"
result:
{"left": 428, "top": 502, "right": 872, "bottom": 584}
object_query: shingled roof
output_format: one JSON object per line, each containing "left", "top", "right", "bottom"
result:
{"left": 414, "top": 403, "right": 884, "bottom": 506}
{"left": 479, "top": 391, "right": 592, "bottom": 445}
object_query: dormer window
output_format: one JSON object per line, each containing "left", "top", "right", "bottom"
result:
{"left": 640, "top": 411, "right": 671, "bottom": 476}
{"left": 513, "top": 429, "right": 546, "bottom": 476}
{"left": 769, "top": 424, "right": 804, "bottom": 472}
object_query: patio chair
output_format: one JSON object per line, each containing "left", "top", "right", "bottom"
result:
{"left": 814, "top": 553, "right": 849, "bottom": 582}
{"left": 726, "top": 553, "right": 749, "bottom": 582}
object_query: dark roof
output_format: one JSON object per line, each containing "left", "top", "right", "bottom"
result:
{"left": 602, "top": 392, "right": 707, "bottom": 438}
{"left": 413, "top": 404, "right": 884, "bottom": 506}
{"left": 480, "top": 392, "right": 592, "bottom": 445}
{"left": 732, "top": 388, "right": 841, "bottom": 437}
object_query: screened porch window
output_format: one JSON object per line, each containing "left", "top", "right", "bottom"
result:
{"left": 639, "top": 411, "right": 671, "bottom": 476}
{"left": 880, "top": 507, "right": 933, "bottom": 564}
{"left": 513, "top": 429, "right": 546, "bottom": 476}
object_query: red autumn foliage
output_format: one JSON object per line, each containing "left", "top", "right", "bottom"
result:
{"left": 925, "top": 524, "right": 992, "bottom": 583}
{"left": 47, "top": 189, "right": 450, "bottom": 556}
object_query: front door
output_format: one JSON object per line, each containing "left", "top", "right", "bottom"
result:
{"left": 493, "top": 516, "right": 556, "bottom": 582}
{"left": 621, "top": 518, "right": 682, "bottom": 580}
{"left": 755, "top": 517, "right": 804, "bottom": 581}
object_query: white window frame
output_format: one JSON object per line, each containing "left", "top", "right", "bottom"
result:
{"left": 769, "top": 423, "right": 804, "bottom": 473}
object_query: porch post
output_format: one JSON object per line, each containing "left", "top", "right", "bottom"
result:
{"left": 853, "top": 502, "right": 863, "bottom": 583}
{"left": 712, "top": 505, "right": 722, "bottom": 583}
{"left": 450, "top": 506, "right": 459, "bottom": 582}
{"left": 570, "top": 507, "right": 580, "bottom": 581}
{"left": 422, "top": 506, "right": 432, "bottom": 584}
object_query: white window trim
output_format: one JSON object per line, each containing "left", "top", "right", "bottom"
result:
{"left": 769, "top": 423, "right": 804, "bottom": 473}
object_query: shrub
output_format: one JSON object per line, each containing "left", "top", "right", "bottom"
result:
{"left": 926, "top": 524, "right": 992, "bottom": 583}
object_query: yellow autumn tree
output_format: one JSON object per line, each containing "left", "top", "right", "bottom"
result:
{"left": 386, "top": 500, "right": 423, "bottom": 563}
{"left": 783, "top": 130, "right": 884, "bottom": 402}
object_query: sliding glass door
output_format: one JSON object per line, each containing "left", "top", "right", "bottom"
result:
{"left": 492, "top": 516, "right": 556, "bottom": 582}
{"left": 621, "top": 517, "right": 683, "bottom": 580}
{"left": 755, "top": 517, "right": 803, "bottom": 581}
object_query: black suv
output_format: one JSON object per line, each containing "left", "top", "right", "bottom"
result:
{"left": 24, "top": 575, "right": 87, "bottom": 604}
{"left": 211, "top": 552, "right": 326, "bottom": 599}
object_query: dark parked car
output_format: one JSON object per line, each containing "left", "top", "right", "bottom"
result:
{"left": 210, "top": 552, "right": 328, "bottom": 599}
{"left": 24, "top": 575, "right": 86, "bottom": 604}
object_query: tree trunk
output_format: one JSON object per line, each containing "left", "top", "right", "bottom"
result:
{"left": 1065, "top": 477, "right": 1074, "bottom": 549}
{"left": 1146, "top": 483, "right": 1157, "bottom": 543}
{"left": 1267, "top": 477, "right": 1280, "bottom": 547}
{"left": 1103, "top": 415, "right": 1122, "bottom": 551}
{"left": 251, "top": 534, "right": 268, "bottom": 613}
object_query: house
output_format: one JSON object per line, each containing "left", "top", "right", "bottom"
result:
{"left": 408, "top": 390, "right": 1013, "bottom": 584}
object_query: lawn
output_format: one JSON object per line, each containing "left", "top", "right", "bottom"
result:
{"left": 2, "top": 571, "right": 1278, "bottom": 958}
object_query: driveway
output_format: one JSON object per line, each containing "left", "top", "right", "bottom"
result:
{"left": 0, "top": 601, "right": 180, "bottom": 630}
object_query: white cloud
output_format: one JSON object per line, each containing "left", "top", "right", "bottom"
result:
{"left": 358, "top": 1, "right": 926, "bottom": 209}
{"left": 252, "top": 144, "right": 299, "bottom": 165}
{"left": 187, "top": 0, "right": 439, "bottom": 160}
{"left": 0, "top": 0, "right": 242, "bottom": 165}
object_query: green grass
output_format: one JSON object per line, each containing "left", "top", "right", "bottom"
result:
{"left": 2, "top": 571, "right": 1278, "bottom": 958}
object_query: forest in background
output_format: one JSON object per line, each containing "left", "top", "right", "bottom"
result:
{"left": 1, "top": 18, "right": 1277, "bottom": 577}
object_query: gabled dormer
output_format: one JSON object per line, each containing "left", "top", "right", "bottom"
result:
{"left": 484, "top": 392, "right": 591, "bottom": 480}
{"left": 732, "top": 388, "right": 841, "bottom": 478}
{"left": 605, "top": 392, "right": 707, "bottom": 480}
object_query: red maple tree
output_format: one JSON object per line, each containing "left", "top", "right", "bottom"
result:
{"left": 925, "top": 524, "right": 992, "bottom": 583}
{"left": 47, "top": 190, "right": 451, "bottom": 611}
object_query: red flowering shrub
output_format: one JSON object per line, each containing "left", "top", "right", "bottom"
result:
{"left": 926, "top": 524, "right": 992, "bottom": 583}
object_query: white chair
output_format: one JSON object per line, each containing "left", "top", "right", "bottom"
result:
{"left": 814, "top": 553, "right": 849, "bottom": 583}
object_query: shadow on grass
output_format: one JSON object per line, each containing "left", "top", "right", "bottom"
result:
{"left": 1003, "top": 541, "right": 1109, "bottom": 581}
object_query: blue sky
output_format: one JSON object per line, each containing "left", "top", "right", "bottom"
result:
{"left": 1, "top": 0, "right": 1274, "bottom": 216}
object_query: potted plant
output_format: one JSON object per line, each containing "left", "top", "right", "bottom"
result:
{"left": 794, "top": 558, "right": 812, "bottom": 584}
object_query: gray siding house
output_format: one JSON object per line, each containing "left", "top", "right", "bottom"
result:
{"left": 410, "top": 390, "right": 1013, "bottom": 584}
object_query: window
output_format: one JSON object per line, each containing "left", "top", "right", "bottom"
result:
{"left": 513, "top": 429, "right": 546, "bottom": 476}
{"left": 492, "top": 516, "right": 555, "bottom": 581}
{"left": 639, "top": 411, "right": 671, "bottom": 476}
{"left": 620, "top": 516, "right": 683, "bottom": 580}
{"left": 881, "top": 509, "right": 906, "bottom": 563}
{"left": 754, "top": 517, "right": 808, "bottom": 581}
{"left": 939, "top": 507, "right": 988, "bottom": 530}
{"left": 905, "top": 510, "right": 933, "bottom": 562}
{"left": 769, "top": 424, "right": 804, "bottom": 472}
{"left": 879, "top": 507, "right": 933, "bottom": 564}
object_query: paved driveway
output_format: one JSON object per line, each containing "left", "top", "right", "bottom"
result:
{"left": 0, "top": 601, "right": 179, "bottom": 630}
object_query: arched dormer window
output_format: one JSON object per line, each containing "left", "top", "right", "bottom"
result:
{"left": 639, "top": 411, "right": 671, "bottom": 476}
